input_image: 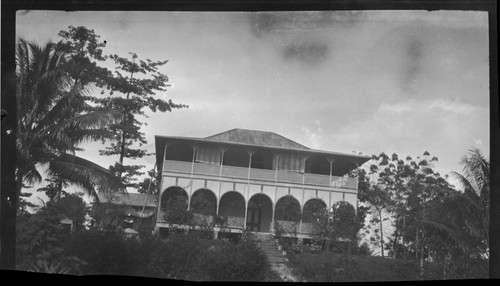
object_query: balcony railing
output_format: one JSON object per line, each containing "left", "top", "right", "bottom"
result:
{"left": 163, "top": 160, "right": 357, "bottom": 190}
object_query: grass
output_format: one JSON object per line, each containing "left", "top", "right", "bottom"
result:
{"left": 287, "top": 252, "right": 423, "bottom": 282}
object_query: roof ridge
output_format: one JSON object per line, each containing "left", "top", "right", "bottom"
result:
{"left": 205, "top": 128, "right": 309, "bottom": 149}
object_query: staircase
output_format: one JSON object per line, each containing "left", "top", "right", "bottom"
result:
{"left": 247, "top": 232, "right": 287, "bottom": 264}
{"left": 258, "top": 239, "right": 288, "bottom": 264}
{"left": 246, "top": 232, "right": 300, "bottom": 281}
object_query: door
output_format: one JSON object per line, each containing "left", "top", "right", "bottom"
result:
{"left": 246, "top": 207, "right": 261, "bottom": 232}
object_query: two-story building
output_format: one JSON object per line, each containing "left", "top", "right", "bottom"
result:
{"left": 154, "top": 128, "right": 370, "bottom": 239}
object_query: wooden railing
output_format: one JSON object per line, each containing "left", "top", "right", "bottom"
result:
{"left": 163, "top": 160, "right": 358, "bottom": 190}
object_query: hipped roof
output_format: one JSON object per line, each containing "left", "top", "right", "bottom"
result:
{"left": 155, "top": 128, "right": 370, "bottom": 173}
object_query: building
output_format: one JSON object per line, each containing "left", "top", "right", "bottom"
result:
{"left": 97, "top": 192, "right": 158, "bottom": 234}
{"left": 154, "top": 128, "right": 370, "bottom": 239}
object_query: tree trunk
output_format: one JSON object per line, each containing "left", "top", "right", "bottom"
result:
{"left": 117, "top": 72, "right": 134, "bottom": 180}
{"left": 402, "top": 214, "right": 406, "bottom": 260}
{"left": 415, "top": 228, "right": 419, "bottom": 260}
{"left": 419, "top": 231, "right": 425, "bottom": 279}
{"left": 379, "top": 210, "right": 384, "bottom": 258}
{"left": 392, "top": 213, "right": 400, "bottom": 258}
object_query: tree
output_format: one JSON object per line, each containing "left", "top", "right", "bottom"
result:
{"left": 449, "top": 148, "right": 489, "bottom": 256}
{"left": 15, "top": 39, "right": 124, "bottom": 199}
{"left": 137, "top": 168, "right": 161, "bottom": 195}
{"left": 15, "top": 193, "right": 88, "bottom": 272}
{"left": 56, "top": 26, "right": 188, "bottom": 190}
{"left": 363, "top": 152, "right": 399, "bottom": 258}
{"left": 7, "top": 38, "right": 125, "bottom": 270}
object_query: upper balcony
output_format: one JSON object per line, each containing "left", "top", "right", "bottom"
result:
{"left": 163, "top": 159, "right": 358, "bottom": 190}
{"left": 157, "top": 133, "right": 367, "bottom": 191}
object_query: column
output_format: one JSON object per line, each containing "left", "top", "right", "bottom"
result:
{"left": 218, "top": 150, "right": 225, "bottom": 205}
{"left": 187, "top": 147, "right": 196, "bottom": 210}
{"left": 274, "top": 155, "right": 279, "bottom": 183}
{"left": 328, "top": 159, "right": 333, "bottom": 209}
{"left": 245, "top": 152, "right": 253, "bottom": 231}
{"left": 244, "top": 200, "right": 248, "bottom": 231}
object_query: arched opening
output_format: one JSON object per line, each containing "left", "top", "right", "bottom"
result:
{"left": 330, "top": 201, "right": 357, "bottom": 235}
{"left": 190, "top": 189, "right": 217, "bottom": 216}
{"left": 274, "top": 195, "right": 301, "bottom": 234}
{"left": 305, "top": 156, "right": 330, "bottom": 175}
{"left": 302, "top": 198, "right": 327, "bottom": 223}
{"left": 247, "top": 194, "right": 273, "bottom": 232}
{"left": 223, "top": 146, "right": 249, "bottom": 168}
{"left": 330, "top": 201, "right": 358, "bottom": 253}
{"left": 190, "top": 188, "right": 217, "bottom": 227}
{"left": 251, "top": 149, "right": 274, "bottom": 170}
{"left": 160, "top": 187, "right": 189, "bottom": 224}
{"left": 165, "top": 142, "right": 194, "bottom": 162}
{"left": 218, "top": 191, "right": 246, "bottom": 229}
{"left": 274, "top": 195, "right": 301, "bottom": 221}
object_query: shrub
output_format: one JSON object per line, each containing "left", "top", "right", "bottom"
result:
{"left": 63, "top": 229, "right": 131, "bottom": 275}
{"left": 195, "top": 238, "right": 270, "bottom": 281}
{"left": 288, "top": 252, "right": 421, "bottom": 282}
{"left": 147, "top": 232, "right": 212, "bottom": 279}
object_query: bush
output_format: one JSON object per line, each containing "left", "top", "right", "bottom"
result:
{"left": 195, "top": 237, "right": 270, "bottom": 281}
{"left": 288, "top": 252, "right": 420, "bottom": 282}
{"left": 63, "top": 229, "right": 132, "bottom": 275}
{"left": 147, "top": 232, "right": 212, "bottom": 279}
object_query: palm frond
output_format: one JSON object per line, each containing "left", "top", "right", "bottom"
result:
{"left": 48, "top": 153, "right": 125, "bottom": 199}
{"left": 40, "top": 109, "right": 122, "bottom": 150}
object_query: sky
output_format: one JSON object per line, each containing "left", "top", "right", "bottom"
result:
{"left": 16, "top": 10, "right": 490, "bottom": 200}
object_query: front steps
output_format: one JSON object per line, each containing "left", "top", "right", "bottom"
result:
{"left": 258, "top": 239, "right": 288, "bottom": 264}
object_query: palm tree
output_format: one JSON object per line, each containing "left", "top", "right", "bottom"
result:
{"left": 15, "top": 38, "right": 125, "bottom": 200}
{"left": 1, "top": 39, "right": 125, "bottom": 270}
{"left": 447, "top": 148, "right": 489, "bottom": 257}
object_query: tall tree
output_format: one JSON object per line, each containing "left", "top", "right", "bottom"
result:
{"left": 444, "top": 148, "right": 489, "bottom": 257}
{"left": 56, "top": 25, "right": 188, "bottom": 190}
{"left": 7, "top": 38, "right": 125, "bottom": 269}
{"left": 97, "top": 52, "right": 187, "bottom": 189}
{"left": 15, "top": 39, "right": 124, "bottom": 199}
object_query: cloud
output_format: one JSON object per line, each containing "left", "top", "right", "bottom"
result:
{"left": 329, "top": 99, "right": 489, "bottom": 175}
{"left": 248, "top": 11, "right": 365, "bottom": 37}
{"left": 301, "top": 120, "right": 324, "bottom": 149}
{"left": 282, "top": 40, "right": 329, "bottom": 66}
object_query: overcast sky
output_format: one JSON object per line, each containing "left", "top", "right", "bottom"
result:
{"left": 16, "top": 10, "right": 490, "bottom": 196}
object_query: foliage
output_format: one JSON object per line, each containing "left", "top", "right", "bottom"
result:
{"left": 306, "top": 199, "right": 361, "bottom": 254}
{"left": 15, "top": 37, "right": 124, "bottom": 202}
{"left": 288, "top": 252, "right": 421, "bottom": 282}
{"left": 446, "top": 148, "right": 489, "bottom": 257}
{"left": 137, "top": 168, "right": 161, "bottom": 195}
{"left": 56, "top": 26, "right": 187, "bottom": 189}
{"left": 163, "top": 193, "right": 192, "bottom": 225}
{"left": 358, "top": 149, "right": 489, "bottom": 279}
{"left": 15, "top": 201, "right": 87, "bottom": 273}
{"left": 63, "top": 228, "right": 131, "bottom": 275}
{"left": 194, "top": 237, "right": 270, "bottom": 281}
{"left": 28, "top": 260, "right": 72, "bottom": 274}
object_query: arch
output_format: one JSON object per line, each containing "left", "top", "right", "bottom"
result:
{"left": 247, "top": 194, "right": 273, "bottom": 232}
{"left": 330, "top": 201, "right": 358, "bottom": 239}
{"left": 218, "top": 191, "right": 246, "bottom": 218}
{"left": 160, "top": 186, "right": 189, "bottom": 224}
{"left": 305, "top": 155, "right": 330, "bottom": 175}
{"left": 302, "top": 198, "right": 327, "bottom": 223}
{"left": 161, "top": 186, "right": 188, "bottom": 210}
{"left": 165, "top": 142, "right": 194, "bottom": 162}
{"left": 223, "top": 146, "right": 250, "bottom": 168}
{"left": 251, "top": 149, "right": 274, "bottom": 170}
{"left": 190, "top": 188, "right": 217, "bottom": 216}
{"left": 274, "top": 195, "right": 301, "bottom": 222}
